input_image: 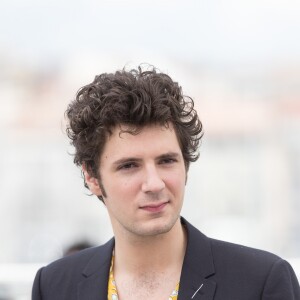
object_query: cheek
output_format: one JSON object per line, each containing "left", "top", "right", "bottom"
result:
{"left": 166, "top": 173, "right": 186, "bottom": 191}
{"left": 106, "top": 175, "right": 141, "bottom": 198}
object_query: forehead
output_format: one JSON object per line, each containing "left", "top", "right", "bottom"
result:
{"left": 101, "top": 123, "right": 181, "bottom": 159}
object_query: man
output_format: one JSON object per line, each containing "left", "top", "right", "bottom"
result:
{"left": 32, "top": 66, "right": 300, "bottom": 299}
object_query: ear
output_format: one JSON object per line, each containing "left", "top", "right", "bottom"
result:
{"left": 82, "top": 164, "right": 103, "bottom": 197}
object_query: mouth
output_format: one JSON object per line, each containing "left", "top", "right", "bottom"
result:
{"left": 140, "top": 201, "right": 169, "bottom": 213}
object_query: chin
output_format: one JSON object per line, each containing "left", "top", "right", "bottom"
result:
{"left": 135, "top": 216, "right": 179, "bottom": 237}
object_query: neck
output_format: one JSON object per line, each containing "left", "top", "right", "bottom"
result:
{"left": 113, "top": 218, "right": 187, "bottom": 274}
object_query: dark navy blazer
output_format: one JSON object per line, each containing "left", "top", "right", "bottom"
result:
{"left": 32, "top": 218, "right": 300, "bottom": 299}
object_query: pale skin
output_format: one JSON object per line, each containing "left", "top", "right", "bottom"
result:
{"left": 84, "top": 123, "right": 187, "bottom": 300}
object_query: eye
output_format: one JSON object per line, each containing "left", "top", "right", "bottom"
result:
{"left": 159, "top": 157, "right": 177, "bottom": 164}
{"left": 118, "top": 162, "right": 138, "bottom": 170}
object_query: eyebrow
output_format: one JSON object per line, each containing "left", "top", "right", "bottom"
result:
{"left": 156, "top": 152, "right": 181, "bottom": 160}
{"left": 112, "top": 152, "right": 181, "bottom": 166}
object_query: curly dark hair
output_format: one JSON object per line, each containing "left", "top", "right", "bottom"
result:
{"left": 66, "top": 65, "right": 203, "bottom": 196}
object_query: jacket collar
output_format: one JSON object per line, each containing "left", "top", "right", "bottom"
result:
{"left": 78, "top": 238, "right": 114, "bottom": 299}
{"left": 77, "top": 217, "right": 216, "bottom": 299}
{"left": 178, "top": 217, "right": 216, "bottom": 299}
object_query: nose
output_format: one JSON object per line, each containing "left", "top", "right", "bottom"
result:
{"left": 141, "top": 165, "right": 165, "bottom": 194}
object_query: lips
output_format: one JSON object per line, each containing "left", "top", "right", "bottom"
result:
{"left": 140, "top": 202, "right": 169, "bottom": 213}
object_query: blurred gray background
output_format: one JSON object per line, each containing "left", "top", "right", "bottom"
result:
{"left": 0, "top": 0, "right": 299, "bottom": 298}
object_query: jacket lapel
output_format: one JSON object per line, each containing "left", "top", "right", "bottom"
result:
{"left": 78, "top": 238, "right": 115, "bottom": 300}
{"left": 76, "top": 219, "right": 216, "bottom": 300}
{"left": 178, "top": 218, "right": 216, "bottom": 300}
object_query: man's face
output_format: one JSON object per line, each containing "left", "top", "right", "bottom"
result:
{"left": 85, "top": 123, "right": 187, "bottom": 239}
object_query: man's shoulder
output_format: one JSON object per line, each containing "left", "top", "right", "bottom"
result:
{"left": 32, "top": 239, "right": 115, "bottom": 298}
{"left": 209, "top": 237, "right": 282, "bottom": 268}
{"left": 207, "top": 237, "right": 300, "bottom": 298}
{"left": 183, "top": 217, "right": 284, "bottom": 274}
{"left": 40, "top": 238, "right": 114, "bottom": 279}
{"left": 183, "top": 218, "right": 300, "bottom": 298}
{"left": 181, "top": 218, "right": 300, "bottom": 299}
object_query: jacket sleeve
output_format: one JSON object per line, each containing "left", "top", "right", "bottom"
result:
{"left": 262, "top": 259, "right": 300, "bottom": 299}
{"left": 32, "top": 267, "right": 44, "bottom": 300}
